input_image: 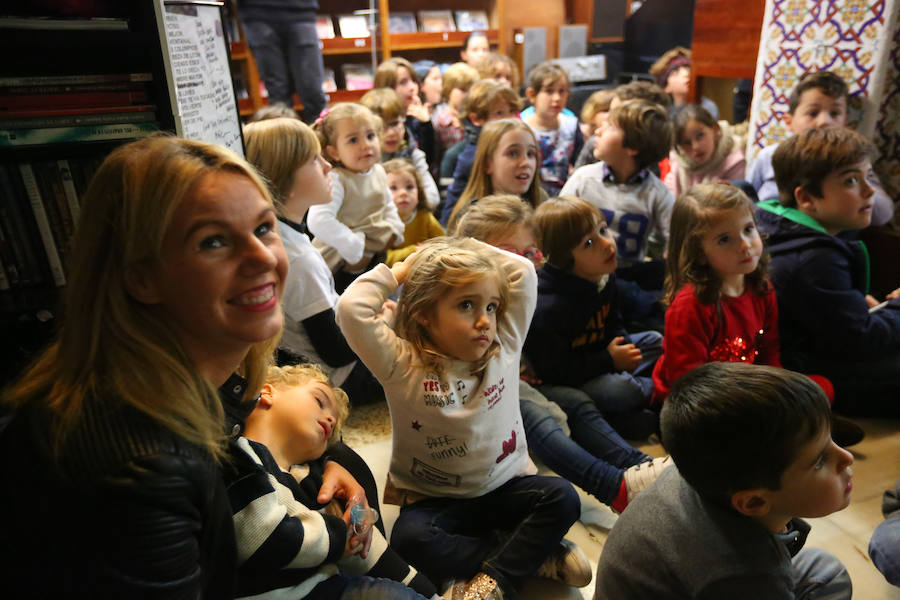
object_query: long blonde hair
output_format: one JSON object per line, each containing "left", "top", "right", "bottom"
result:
{"left": 450, "top": 118, "right": 542, "bottom": 228}
{"left": 2, "top": 135, "right": 279, "bottom": 461}
{"left": 244, "top": 117, "right": 320, "bottom": 208}
{"left": 395, "top": 237, "right": 509, "bottom": 375}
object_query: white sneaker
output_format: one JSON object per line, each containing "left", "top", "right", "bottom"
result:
{"left": 623, "top": 455, "right": 673, "bottom": 503}
{"left": 535, "top": 538, "right": 592, "bottom": 587}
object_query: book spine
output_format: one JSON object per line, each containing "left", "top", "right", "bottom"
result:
{"left": 0, "top": 254, "right": 10, "bottom": 291}
{"left": 57, "top": 159, "right": 81, "bottom": 225}
{"left": 0, "top": 81, "right": 152, "bottom": 95}
{"left": 0, "top": 90, "right": 151, "bottom": 110}
{"left": 18, "top": 164, "right": 66, "bottom": 286}
{"left": 0, "top": 206, "right": 21, "bottom": 288}
{"left": 0, "top": 73, "right": 153, "bottom": 87}
{"left": 0, "top": 121, "right": 159, "bottom": 147}
{"left": 0, "top": 165, "right": 43, "bottom": 285}
{"left": 34, "top": 161, "right": 75, "bottom": 242}
{"left": 0, "top": 104, "right": 157, "bottom": 124}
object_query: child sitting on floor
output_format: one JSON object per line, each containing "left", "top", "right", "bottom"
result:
{"left": 383, "top": 158, "right": 444, "bottom": 266}
{"left": 757, "top": 126, "right": 900, "bottom": 417}
{"left": 523, "top": 61, "right": 584, "bottom": 196}
{"left": 664, "top": 104, "right": 746, "bottom": 199}
{"left": 308, "top": 103, "right": 405, "bottom": 292}
{"left": 360, "top": 88, "right": 440, "bottom": 210}
{"left": 226, "top": 363, "right": 438, "bottom": 599}
{"left": 336, "top": 237, "right": 592, "bottom": 599}
{"left": 596, "top": 362, "right": 853, "bottom": 599}
{"left": 526, "top": 196, "right": 663, "bottom": 440}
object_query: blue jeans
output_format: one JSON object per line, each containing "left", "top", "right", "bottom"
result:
{"left": 869, "top": 516, "right": 900, "bottom": 586}
{"left": 579, "top": 330, "right": 662, "bottom": 438}
{"left": 791, "top": 548, "right": 852, "bottom": 599}
{"left": 242, "top": 20, "right": 327, "bottom": 123}
{"left": 522, "top": 385, "right": 649, "bottom": 504}
{"left": 307, "top": 574, "right": 428, "bottom": 599}
{"left": 390, "top": 475, "right": 580, "bottom": 596}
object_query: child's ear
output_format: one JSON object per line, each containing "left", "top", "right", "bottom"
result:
{"left": 730, "top": 489, "right": 772, "bottom": 517}
{"left": 469, "top": 113, "right": 486, "bottom": 127}
{"left": 415, "top": 313, "right": 430, "bottom": 327}
{"left": 124, "top": 263, "right": 161, "bottom": 305}
{"left": 257, "top": 384, "right": 275, "bottom": 409}
{"left": 525, "top": 87, "right": 537, "bottom": 102}
{"left": 325, "top": 144, "right": 340, "bottom": 163}
{"left": 783, "top": 111, "right": 795, "bottom": 133}
{"left": 794, "top": 186, "right": 816, "bottom": 212}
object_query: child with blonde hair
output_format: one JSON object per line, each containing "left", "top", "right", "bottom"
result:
{"left": 526, "top": 196, "right": 663, "bottom": 440}
{"left": 309, "top": 103, "right": 405, "bottom": 292}
{"left": 439, "top": 81, "right": 523, "bottom": 224}
{"left": 523, "top": 61, "right": 584, "bottom": 196}
{"left": 382, "top": 158, "right": 444, "bottom": 266}
{"left": 664, "top": 104, "right": 746, "bottom": 199}
{"left": 361, "top": 88, "right": 440, "bottom": 210}
{"left": 431, "top": 62, "right": 480, "bottom": 151}
{"left": 244, "top": 116, "right": 384, "bottom": 404}
{"left": 474, "top": 52, "right": 520, "bottom": 90}
{"left": 448, "top": 118, "right": 545, "bottom": 230}
{"left": 455, "top": 195, "right": 671, "bottom": 513}
{"left": 375, "top": 57, "right": 436, "bottom": 166}
{"left": 227, "top": 363, "right": 440, "bottom": 599}
{"left": 336, "top": 237, "right": 591, "bottom": 599}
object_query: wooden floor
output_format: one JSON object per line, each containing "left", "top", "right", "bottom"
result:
{"left": 346, "top": 409, "right": 900, "bottom": 598}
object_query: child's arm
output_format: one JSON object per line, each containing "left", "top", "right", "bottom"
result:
{"left": 782, "top": 250, "right": 900, "bottom": 356}
{"left": 411, "top": 148, "right": 441, "bottom": 210}
{"left": 651, "top": 183, "right": 675, "bottom": 245}
{"left": 651, "top": 288, "right": 716, "bottom": 390}
{"left": 307, "top": 173, "right": 367, "bottom": 265}
{"left": 228, "top": 440, "right": 347, "bottom": 577}
{"left": 335, "top": 262, "right": 414, "bottom": 382}
{"left": 485, "top": 243, "right": 539, "bottom": 352}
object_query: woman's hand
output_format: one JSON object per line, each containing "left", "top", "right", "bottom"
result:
{"left": 407, "top": 95, "right": 431, "bottom": 122}
{"left": 608, "top": 336, "right": 642, "bottom": 372}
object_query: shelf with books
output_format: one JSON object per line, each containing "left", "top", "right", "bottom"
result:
{"left": 388, "top": 29, "right": 498, "bottom": 51}
{"left": 321, "top": 36, "right": 373, "bottom": 55}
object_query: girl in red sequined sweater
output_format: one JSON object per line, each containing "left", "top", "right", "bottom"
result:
{"left": 651, "top": 183, "right": 832, "bottom": 404}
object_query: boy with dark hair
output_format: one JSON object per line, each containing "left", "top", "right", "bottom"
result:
{"left": 756, "top": 127, "right": 900, "bottom": 416}
{"left": 747, "top": 70, "right": 893, "bottom": 226}
{"left": 440, "top": 79, "right": 522, "bottom": 224}
{"left": 595, "top": 362, "right": 853, "bottom": 599}
{"left": 225, "top": 364, "right": 439, "bottom": 599}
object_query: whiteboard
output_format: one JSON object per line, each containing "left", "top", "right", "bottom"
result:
{"left": 154, "top": 0, "right": 244, "bottom": 156}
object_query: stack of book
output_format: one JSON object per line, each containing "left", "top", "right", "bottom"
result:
{"left": 0, "top": 157, "right": 102, "bottom": 302}
{"left": 0, "top": 72, "right": 160, "bottom": 147}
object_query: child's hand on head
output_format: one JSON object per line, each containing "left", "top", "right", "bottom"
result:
{"left": 391, "top": 251, "right": 417, "bottom": 284}
{"left": 608, "top": 336, "right": 642, "bottom": 372}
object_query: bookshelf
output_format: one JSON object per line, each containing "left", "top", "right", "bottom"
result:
{"left": 232, "top": 0, "right": 505, "bottom": 114}
{"left": 0, "top": 2, "right": 240, "bottom": 386}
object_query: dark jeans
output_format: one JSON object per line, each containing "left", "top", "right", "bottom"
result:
{"left": 789, "top": 352, "right": 900, "bottom": 418}
{"left": 525, "top": 384, "right": 650, "bottom": 504}
{"left": 242, "top": 19, "right": 327, "bottom": 123}
{"left": 307, "top": 574, "right": 428, "bottom": 600}
{"left": 390, "top": 475, "right": 580, "bottom": 596}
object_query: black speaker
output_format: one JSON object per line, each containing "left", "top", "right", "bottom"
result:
{"left": 591, "top": 0, "right": 628, "bottom": 39}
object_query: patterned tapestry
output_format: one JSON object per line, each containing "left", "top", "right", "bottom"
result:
{"left": 747, "top": 0, "right": 900, "bottom": 197}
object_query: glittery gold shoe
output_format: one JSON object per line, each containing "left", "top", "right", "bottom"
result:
{"left": 444, "top": 572, "right": 504, "bottom": 600}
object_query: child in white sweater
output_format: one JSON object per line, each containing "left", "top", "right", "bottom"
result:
{"left": 336, "top": 237, "right": 591, "bottom": 599}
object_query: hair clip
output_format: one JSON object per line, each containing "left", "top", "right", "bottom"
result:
{"left": 314, "top": 108, "right": 331, "bottom": 127}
